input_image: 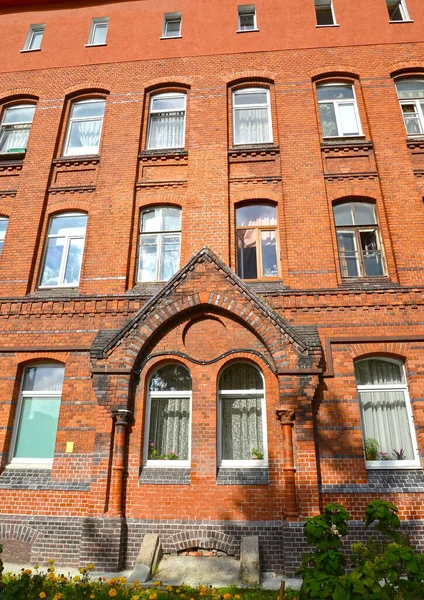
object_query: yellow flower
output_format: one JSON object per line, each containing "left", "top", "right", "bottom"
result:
{"left": 108, "top": 577, "right": 117, "bottom": 586}
{"left": 48, "top": 558, "right": 55, "bottom": 565}
{"left": 79, "top": 567, "right": 87, "bottom": 574}
{"left": 23, "top": 569, "right": 32, "bottom": 575}
{"left": 235, "top": 596, "right": 241, "bottom": 599}
{"left": 39, "top": 594, "right": 47, "bottom": 599}
{"left": 73, "top": 574, "right": 81, "bottom": 582}
{"left": 109, "top": 590, "right": 118, "bottom": 598}
{"left": 119, "top": 576, "right": 127, "bottom": 584}
{"left": 153, "top": 581, "right": 160, "bottom": 586}
{"left": 149, "top": 594, "right": 157, "bottom": 600}
{"left": 166, "top": 585, "right": 173, "bottom": 592}
{"left": 87, "top": 563, "right": 95, "bottom": 570}
{"left": 223, "top": 594, "right": 232, "bottom": 600}
{"left": 48, "top": 566, "right": 55, "bottom": 573}
{"left": 90, "top": 595, "right": 95, "bottom": 599}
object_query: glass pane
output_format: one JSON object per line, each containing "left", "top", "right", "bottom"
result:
{"left": 0, "top": 125, "right": 30, "bottom": 152}
{"left": 23, "top": 365, "right": 65, "bottom": 392}
{"left": 92, "top": 22, "right": 108, "bottom": 45}
{"left": 354, "top": 203, "right": 376, "bottom": 225}
{"left": 319, "top": 103, "right": 338, "bottom": 137}
{"left": 0, "top": 240, "right": 3, "bottom": 253}
{"left": 234, "top": 107, "right": 270, "bottom": 144}
{"left": 138, "top": 235, "right": 158, "bottom": 281}
{"left": 239, "top": 13, "right": 255, "bottom": 29}
{"left": 149, "top": 397, "right": 190, "bottom": 460}
{"left": 355, "top": 359, "right": 403, "bottom": 386}
{"left": 360, "top": 230, "right": 384, "bottom": 276}
{"left": 148, "top": 112, "right": 185, "bottom": 149}
{"left": 334, "top": 203, "right": 354, "bottom": 226}
{"left": 165, "top": 19, "right": 181, "bottom": 36}
{"left": 236, "top": 204, "right": 276, "bottom": 227}
{"left": 0, "top": 219, "right": 9, "bottom": 236}
{"left": 339, "top": 103, "right": 360, "bottom": 135}
{"left": 67, "top": 118, "right": 102, "bottom": 154}
{"left": 159, "top": 234, "right": 180, "bottom": 280}
{"left": 401, "top": 104, "right": 423, "bottom": 135}
{"left": 29, "top": 29, "right": 44, "bottom": 50}
{"left": 222, "top": 397, "right": 263, "bottom": 460}
{"left": 14, "top": 397, "right": 60, "bottom": 459}
{"left": 150, "top": 364, "right": 191, "bottom": 391}
{"left": 49, "top": 214, "right": 87, "bottom": 236}
{"left": 71, "top": 101, "right": 105, "bottom": 119}
{"left": 3, "top": 106, "right": 35, "bottom": 124}
{"left": 388, "top": 1, "right": 404, "bottom": 20}
{"left": 317, "top": 85, "right": 354, "bottom": 101}
{"left": 397, "top": 79, "right": 424, "bottom": 99}
{"left": 316, "top": 7, "right": 334, "bottom": 25}
{"left": 40, "top": 237, "right": 64, "bottom": 286}
{"left": 337, "top": 231, "right": 359, "bottom": 277}
{"left": 234, "top": 91, "right": 268, "bottom": 106}
{"left": 64, "top": 237, "right": 84, "bottom": 285}
{"left": 220, "top": 363, "right": 263, "bottom": 390}
{"left": 141, "top": 209, "right": 160, "bottom": 233}
{"left": 359, "top": 390, "right": 414, "bottom": 460}
{"left": 152, "top": 96, "right": 185, "bottom": 112}
{"left": 162, "top": 207, "right": 181, "bottom": 231}
{"left": 261, "top": 230, "right": 278, "bottom": 277}
{"left": 237, "top": 229, "right": 257, "bottom": 279}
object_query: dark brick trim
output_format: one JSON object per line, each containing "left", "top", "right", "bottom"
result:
{"left": 139, "top": 468, "right": 191, "bottom": 485}
{"left": 216, "top": 467, "right": 269, "bottom": 485}
{"left": 0, "top": 469, "right": 91, "bottom": 491}
{"left": 320, "top": 469, "right": 424, "bottom": 494}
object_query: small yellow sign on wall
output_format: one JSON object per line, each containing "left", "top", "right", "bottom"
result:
{"left": 66, "top": 441, "right": 74, "bottom": 453}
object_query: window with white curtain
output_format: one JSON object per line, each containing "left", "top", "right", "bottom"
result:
{"left": 236, "top": 203, "right": 279, "bottom": 280}
{"left": 0, "top": 217, "right": 8, "bottom": 254}
{"left": 145, "top": 364, "right": 191, "bottom": 467}
{"left": 232, "top": 88, "right": 273, "bottom": 145}
{"left": 396, "top": 79, "right": 424, "bottom": 136}
{"left": 317, "top": 83, "right": 362, "bottom": 138}
{"left": 39, "top": 213, "right": 87, "bottom": 288}
{"left": 63, "top": 99, "right": 106, "bottom": 156}
{"left": 137, "top": 206, "right": 181, "bottom": 282}
{"left": 219, "top": 362, "right": 267, "bottom": 466}
{"left": 355, "top": 358, "right": 419, "bottom": 468}
{"left": 10, "top": 364, "right": 64, "bottom": 465}
{"left": 147, "top": 93, "right": 186, "bottom": 150}
{"left": 0, "top": 104, "right": 35, "bottom": 154}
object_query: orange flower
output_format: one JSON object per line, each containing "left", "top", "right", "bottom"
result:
{"left": 109, "top": 589, "right": 118, "bottom": 598}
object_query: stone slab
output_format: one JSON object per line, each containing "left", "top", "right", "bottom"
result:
{"left": 239, "top": 536, "right": 260, "bottom": 585}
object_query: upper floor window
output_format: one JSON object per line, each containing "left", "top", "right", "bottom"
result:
{"left": 219, "top": 362, "right": 267, "bottom": 466}
{"left": 236, "top": 204, "right": 279, "bottom": 280}
{"left": 232, "top": 88, "right": 272, "bottom": 145}
{"left": 317, "top": 83, "right": 362, "bottom": 138}
{"left": 64, "top": 99, "right": 106, "bottom": 156}
{"left": 162, "top": 12, "right": 182, "bottom": 38}
{"left": 387, "top": 0, "right": 410, "bottom": 21}
{"left": 146, "top": 364, "right": 191, "bottom": 467}
{"left": 87, "top": 17, "right": 109, "bottom": 46}
{"left": 0, "top": 104, "right": 35, "bottom": 154}
{"left": 10, "top": 364, "right": 64, "bottom": 465}
{"left": 23, "top": 24, "right": 45, "bottom": 51}
{"left": 0, "top": 217, "right": 8, "bottom": 254}
{"left": 315, "top": 0, "right": 336, "bottom": 25}
{"left": 147, "top": 93, "right": 186, "bottom": 150}
{"left": 237, "top": 5, "right": 257, "bottom": 31}
{"left": 396, "top": 79, "right": 424, "bottom": 136}
{"left": 355, "top": 358, "right": 419, "bottom": 468}
{"left": 334, "top": 201, "right": 385, "bottom": 278}
{"left": 39, "top": 213, "right": 87, "bottom": 288}
{"left": 137, "top": 206, "right": 181, "bottom": 282}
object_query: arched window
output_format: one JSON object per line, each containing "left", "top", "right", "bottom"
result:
{"left": 146, "top": 364, "right": 191, "bottom": 466}
{"left": 147, "top": 92, "right": 186, "bottom": 150}
{"left": 0, "top": 104, "right": 35, "bottom": 154}
{"left": 232, "top": 87, "right": 272, "bottom": 145}
{"left": 0, "top": 217, "right": 9, "bottom": 254}
{"left": 317, "top": 83, "right": 362, "bottom": 138}
{"left": 236, "top": 203, "right": 279, "bottom": 279}
{"left": 333, "top": 201, "right": 385, "bottom": 277}
{"left": 395, "top": 79, "right": 424, "bottom": 136}
{"left": 63, "top": 98, "right": 106, "bottom": 156}
{"left": 355, "top": 358, "right": 419, "bottom": 467}
{"left": 137, "top": 206, "right": 181, "bottom": 282}
{"left": 39, "top": 213, "right": 88, "bottom": 288}
{"left": 219, "top": 363, "right": 267, "bottom": 465}
{"left": 10, "top": 363, "right": 65, "bottom": 465}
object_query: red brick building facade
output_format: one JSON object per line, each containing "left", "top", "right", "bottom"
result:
{"left": 0, "top": 0, "right": 423, "bottom": 575}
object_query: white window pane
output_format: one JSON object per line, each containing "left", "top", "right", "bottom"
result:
{"left": 0, "top": 219, "right": 7, "bottom": 236}
{"left": 360, "top": 230, "right": 384, "bottom": 276}
{"left": 3, "top": 106, "right": 35, "bottom": 124}
{"left": 41, "top": 237, "right": 65, "bottom": 286}
{"left": 67, "top": 118, "right": 102, "bottom": 154}
{"left": 50, "top": 214, "right": 87, "bottom": 236}
{"left": 141, "top": 210, "right": 160, "bottom": 233}
{"left": 334, "top": 203, "right": 354, "bottom": 226}
{"left": 339, "top": 103, "right": 360, "bottom": 135}
{"left": 63, "top": 238, "right": 84, "bottom": 285}
{"left": 397, "top": 80, "right": 424, "bottom": 99}
{"left": 238, "top": 229, "right": 257, "bottom": 279}
{"left": 165, "top": 19, "right": 181, "bottom": 36}
{"left": 261, "top": 230, "right": 278, "bottom": 277}
{"left": 162, "top": 207, "right": 182, "bottom": 231}
{"left": 239, "top": 13, "right": 255, "bottom": 29}
{"left": 14, "top": 397, "right": 60, "bottom": 459}
{"left": 355, "top": 359, "right": 403, "bottom": 386}
{"left": 222, "top": 397, "right": 263, "bottom": 460}
{"left": 401, "top": 104, "right": 423, "bottom": 135}
{"left": 317, "top": 85, "right": 355, "bottom": 101}
{"left": 0, "top": 125, "right": 30, "bottom": 153}
{"left": 71, "top": 101, "right": 105, "bottom": 119}
{"left": 152, "top": 96, "right": 185, "bottom": 111}
{"left": 149, "top": 397, "right": 190, "bottom": 460}
{"left": 160, "top": 234, "right": 180, "bottom": 280}
{"left": 148, "top": 112, "right": 185, "bottom": 149}
{"left": 354, "top": 203, "right": 376, "bottom": 225}
{"left": 23, "top": 365, "right": 65, "bottom": 392}
{"left": 138, "top": 236, "right": 158, "bottom": 281}
{"left": 29, "top": 29, "right": 44, "bottom": 50}
{"left": 92, "top": 22, "right": 108, "bottom": 45}
{"left": 234, "top": 107, "right": 270, "bottom": 144}
{"left": 234, "top": 91, "right": 268, "bottom": 106}
{"left": 220, "top": 363, "right": 263, "bottom": 390}
{"left": 150, "top": 365, "right": 191, "bottom": 392}
{"left": 319, "top": 103, "right": 338, "bottom": 137}
{"left": 236, "top": 204, "right": 276, "bottom": 227}
{"left": 337, "top": 231, "right": 359, "bottom": 277}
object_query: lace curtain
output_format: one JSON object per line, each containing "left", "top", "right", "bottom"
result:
{"left": 149, "top": 112, "right": 185, "bottom": 148}
{"left": 74, "top": 120, "right": 102, "bottom": 149}
{"left": 222, "top": 396, "right": 263, "bottom": 460}
{"left": 0, "top": 126, "right": 30, "bottom": 152}
{"left": 149, "top": 397, "right": 190, "bottom": 460}
{"left": 234, "top": 108, "right": 270, "bottom": 144}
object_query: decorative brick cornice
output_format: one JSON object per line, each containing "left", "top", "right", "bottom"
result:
{"left": 321, "top": 140, "right": 372, "bottom": 153}
{"left": 228, "top": 145, "right": 280, "bottom": 160}
{"left": 325, "top": 172, "right": 378, "bottom": 181}
{"left": 0, "top": 159, "right": 23, "bottom": 172}
{"left": 52, "top": 156, "right": 100, "bottom": 167}
{"left": 49, "top": 185, "right": 96, "bottom": 194}
{"left": 139, "top": 150, "right": 188, "bottom": 161}
{"left": 136, "top": 180, "right": 187, "bottom": 190}
{"left": 0, "top": 190, "right": 17, "bottom": 198}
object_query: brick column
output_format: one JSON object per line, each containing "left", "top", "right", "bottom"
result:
{"left": 276, "top": 408, "right": 299, "bottom": 518}
{"left": 107, "top": 408, "right": 133, "bottom": 518}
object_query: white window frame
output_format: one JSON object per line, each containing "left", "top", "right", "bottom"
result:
{"left": 146, "top": 92, "right": 186, "bottom": 150}
{"left": 162, "top": 12, "right": 182, "bottom": 38}
{"left": 356, "top": 358, "right": 420, "bottom": 470}
{"left": 387, "top": 0, "right": 411, "bottom": 22}
{"left": 396, "top": 79, "right": 424, "bottom": 136}
{"left": 144, "top": 368, "right": 192, "bottom": 469}
{"left": 22, "top": 24, "right": 45, "bottom": 52}
{"left": 8, "top": 363, "right": 64, "bottom": 468}
{"left": 317, "top": 83, "right": 363, "bottom": 138}
{"left": 218, "top": 363, "right": 268, "bottom": 469}
{"left": 0, "top": 216, "right": 8, "bottom": 254}
{"left": 237, "top": 5, "right": 258, "bottom": 32}
{"left": 63, "top": 98, "right": 105, "bottom": 157}
{"left": 86, "top": 17, "right": 109, "bottom": 46}
{"left": 232, "top": 87, "right": 273, "bottom": 146}
{"left": 315, "top": 0, "right": 337, "bottom": 26}
{"left": 0, "top": 104, "right": 35, "bottom": 154}
{"left": 39, "top": 212, "right": 87, "bottom": 288}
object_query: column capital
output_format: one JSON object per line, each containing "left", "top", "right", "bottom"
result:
{"left": 111, "top": 407, "right": 134, "bottom": 426}
{"left": 276, "top": 408, "right": 295, "bottom": 425}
